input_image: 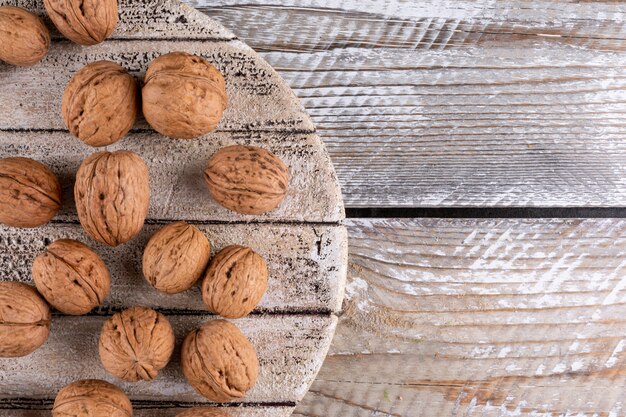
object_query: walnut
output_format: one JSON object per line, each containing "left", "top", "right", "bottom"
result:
{"left": 52, "top": 379, "right": 132, "bottom": 417}
{"left": 176, "top": 409, "right": 233, "bottom": 417}
{"left": 43, "top": 0, "right": 118, "bottom": 46}
{"left": 142, "top": 52, "right": 228, "bottom": 139}
{"left": 62, "top": 61, "right": 138, "bottom": 147}
{"left": 0, "top": 6, "right": 50, "bottom": 66}
{"left": 142, "top": 222, "right": 211, "bottom": 294}
{"left": 32, "top": 239, "right": 110, "bottom": 315}
{"left": 0, "top": 157, "right": 61, "bottom": 228}
{"left": 0, "top": 281, "right": 51, "bottom": 357}
{"left": 202, "top": 245, "right": 268, "bottom": 318}
{"left": 181, "top": 320, "right": 259, "bottom": 402}
{"left": 74, "top": 151, "right": 150, "bottom": 247}
{"left": 99, "top": 306, "right": 175, "bottom": 382}
{"left": 204, "top": 145, "right": 289, "bottom": 215}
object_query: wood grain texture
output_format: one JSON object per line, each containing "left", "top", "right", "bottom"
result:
{"left": 0, "top": 131, "right": 342, "bottom": 222}
{"left": 295, "top": 218, "right": 626, "bottom": 416}
{"left": 0, "top": 223, "right": 347, "bottom": 313}
{"left": 0, "top": 1, "right": 347, "bottom": 416}
{"left": 185, "top": 0, "right": 626, "bottom": 207}
{"left": 0, "top": 315, "right": 337, "bottom": 402}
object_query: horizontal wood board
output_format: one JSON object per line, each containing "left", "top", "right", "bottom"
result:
{"left": 185, "top": 0, "right": 626, "bottom": 207}
{"left": 0, "top": 0, "right": 347, "bottom": 416}
{"left": 295, "top": 218, "right": 626, "bottom": 416}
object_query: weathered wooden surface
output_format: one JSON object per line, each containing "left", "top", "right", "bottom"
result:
{"left": 295, "top": 219, "right": 626, "bottom": 416}
{"left": 183, "top": 0, "right": 626, "bottom": 208}
{"left": 0, "top": 223, "right": 346, "bottom": 313}
{"left": 0, "top": 1, "right": 347, "bottom": 416}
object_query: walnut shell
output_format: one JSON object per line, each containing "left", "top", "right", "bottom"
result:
{"left": 0, "top": 157, "right": 61, "bottom": 228}
{"left": 0, "top": 6, "right": 50, "bottom": 66}
{"left": 204, "top": 146, "right": 289, "bottom": 215}
{"left": 74, "top": 151, "right": 150, "bottom": 247}
{"left": 176, "top": 409, "right": 233, "bottom": 417}
{"left": 202, "top": 245, "right": 268, "bottom": 318}
{"left": 52, "top": 379, "right": 132, "bottom": 417}
{"left": 99, "top": 306, "right": 175, "bottom": 382}
{"left": 181, "top": 320, "right": 259, "bottom": 402}
{"left": 0, "top": 281, "right": 51, "bottom": 357}
{"left": 62, "top": 61, "right": 138, "bottom": 147}
{"left": 142, "top": 221, "right": 211, "bottom": 294}
{"left": 142, "top": 52, "right": 228, "bottom": 139}
{"left": 43, "top": 0, "right": 118, "bottom": 46}
{"left": 32, "top": 239, "right": 110, "bottom": 315}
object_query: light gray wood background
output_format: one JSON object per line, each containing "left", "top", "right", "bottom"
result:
{"left": 179, "top": 1, "right": 626, "bottom": 416}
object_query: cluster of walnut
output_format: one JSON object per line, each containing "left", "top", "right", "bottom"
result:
{"left": 0, "top": 0, "right": 294, "bottom": 409}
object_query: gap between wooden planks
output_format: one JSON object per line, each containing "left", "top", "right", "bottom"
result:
{"left": 190, "top": 0, "right": 626, "bottom": 209}
{"left": 295, "top": 218, "right": 626, "bottom": 417}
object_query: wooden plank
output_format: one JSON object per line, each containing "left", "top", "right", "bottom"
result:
{"left": 0, "top": 40, "right": 315, "bottom": 133}
{"left": 183, "top": 1, "right": 626, "bottom": 208}
{"left": 0, "top": 223, "right": 347, "bottom": 313}
{"left": 0, "top": 409, "right": 294, "bottom": 417}
{"left": 0, "top": 131, "right": 343, "bottom": 223}
{"left": 194, "top": 0, "right": 626, "bottom": 52}
{"left": 0, "top": 315, "right": 337, "bottom": 403}
{"left": 7, "top": 0, "right": 236, "bottom": 40}
{"left": 294, "top": 218, "right": 626, "bottom": 416}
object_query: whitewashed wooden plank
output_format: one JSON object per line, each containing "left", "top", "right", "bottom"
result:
{"left": 0, "top": 223, "right": 347, "bottom": 313}
{"left": 294, "top": 218, "right": 626, "bottom": 416}
{"left": 194, "top": 0, "right": 626, "bottom": 52}
{"left": 0, "top": 131, "right": 343, "bottom": 222}
{"left": 262, "top": 45, "right": 626, "bottom": 207}
{"left": 7, "top": 0, "right": 236, "bottom": 40}
{"left": 0, "top": 408, "right": 294, "bottom": 417}
{"left": 0, "top": 315, "right": 337, "bottom": 403}
{"left": 0, "top": 40, "right": 315, "bottom": 133}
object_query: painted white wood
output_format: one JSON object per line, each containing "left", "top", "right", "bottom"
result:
{"left": 296, "top": 219, "right": 626, "bottom": 416}
{"left": 0, "top": 1, "right": 347, "bottom": 416}
{"left": 0, "top": 315, "right": 337, "bottom": 403}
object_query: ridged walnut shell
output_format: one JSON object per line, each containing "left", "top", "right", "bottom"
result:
{"left": 52, "top": 379, "right": 132, "bottom": 417}
{"left": 0, "top": 281, "right": 51, "bottom": 357}
{"left": 43, "top": 0, "right": 118, "bottom": 46}
{"left": 202, "top": 245, "right": 268, "bottom": 318}
{"left": 204, "top": 146, "right": 289, "bottom": 215}
{"left": 99, "top": 306, "right": 175, "bottom": 382}
{"left": 0, "top": 6, "right": 50, "bottom": 66}
{"left": 176, "top": 409, "right": 233, "bottom": 417}
{"left": 142, "top": 52, "right": 228, "bottom": 139}
{"left": 181, "top": 320, "right": 259, "bottom": 402}
{"left": 32, "top": 239, "right": 110, "bottom": 315}
{"left": 143, "top": 221, "right": 211, "bottom": 294}
{"left": 62, "top": 61, "right": 138, "bottom": 147}
{"left": 74, "top": 151, "right": 150, "bottom": 247}
{"left": 0, "top": 157, "right": 61, "bottom": 228}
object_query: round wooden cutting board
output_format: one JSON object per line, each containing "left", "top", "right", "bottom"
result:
{"left": 0, "top": 1, "right": 347, "bottom": 416}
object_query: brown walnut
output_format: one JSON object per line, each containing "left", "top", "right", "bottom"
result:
{"left": 62, "top": 61, "right": 138, "bottom": 147}
{"left": 99, "top": 306, "right": 175, "bottom": 382}
{"left": 202, "top": 245, "right": 268, "bottom": 318}
{"left": 0, "top": 157, "right": 61, "bottom": 228}
{"left": 0, "top": 6, "right": 50, "bottom": 66}
{"left": 181, "top": 319, "right": 259, "bottom": 402}
{"left": 52, "top": 379, "right": 132, "bottom": 417}
{"left": 43, "top": 0, "right": 118, "bottom": 46}
{"left": 74, "top": 151, "right": 150, "bottom": 247}
{"left": 176, "top": 409, "right": 233, "bottom": 417}
{"left": 142, "top": 52, "right": 228, "bottom": 139}
{"left": 204, "top": 145, "right": 289, "bottom": 215}
{"left": 32, "top": 239, "right": 110, "bottom": 315}
{"left": 142, "top": 221, "right": 211, "bottom": 294}
{"left": 0, "top": 281, "right": 51, "bottom": 357}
